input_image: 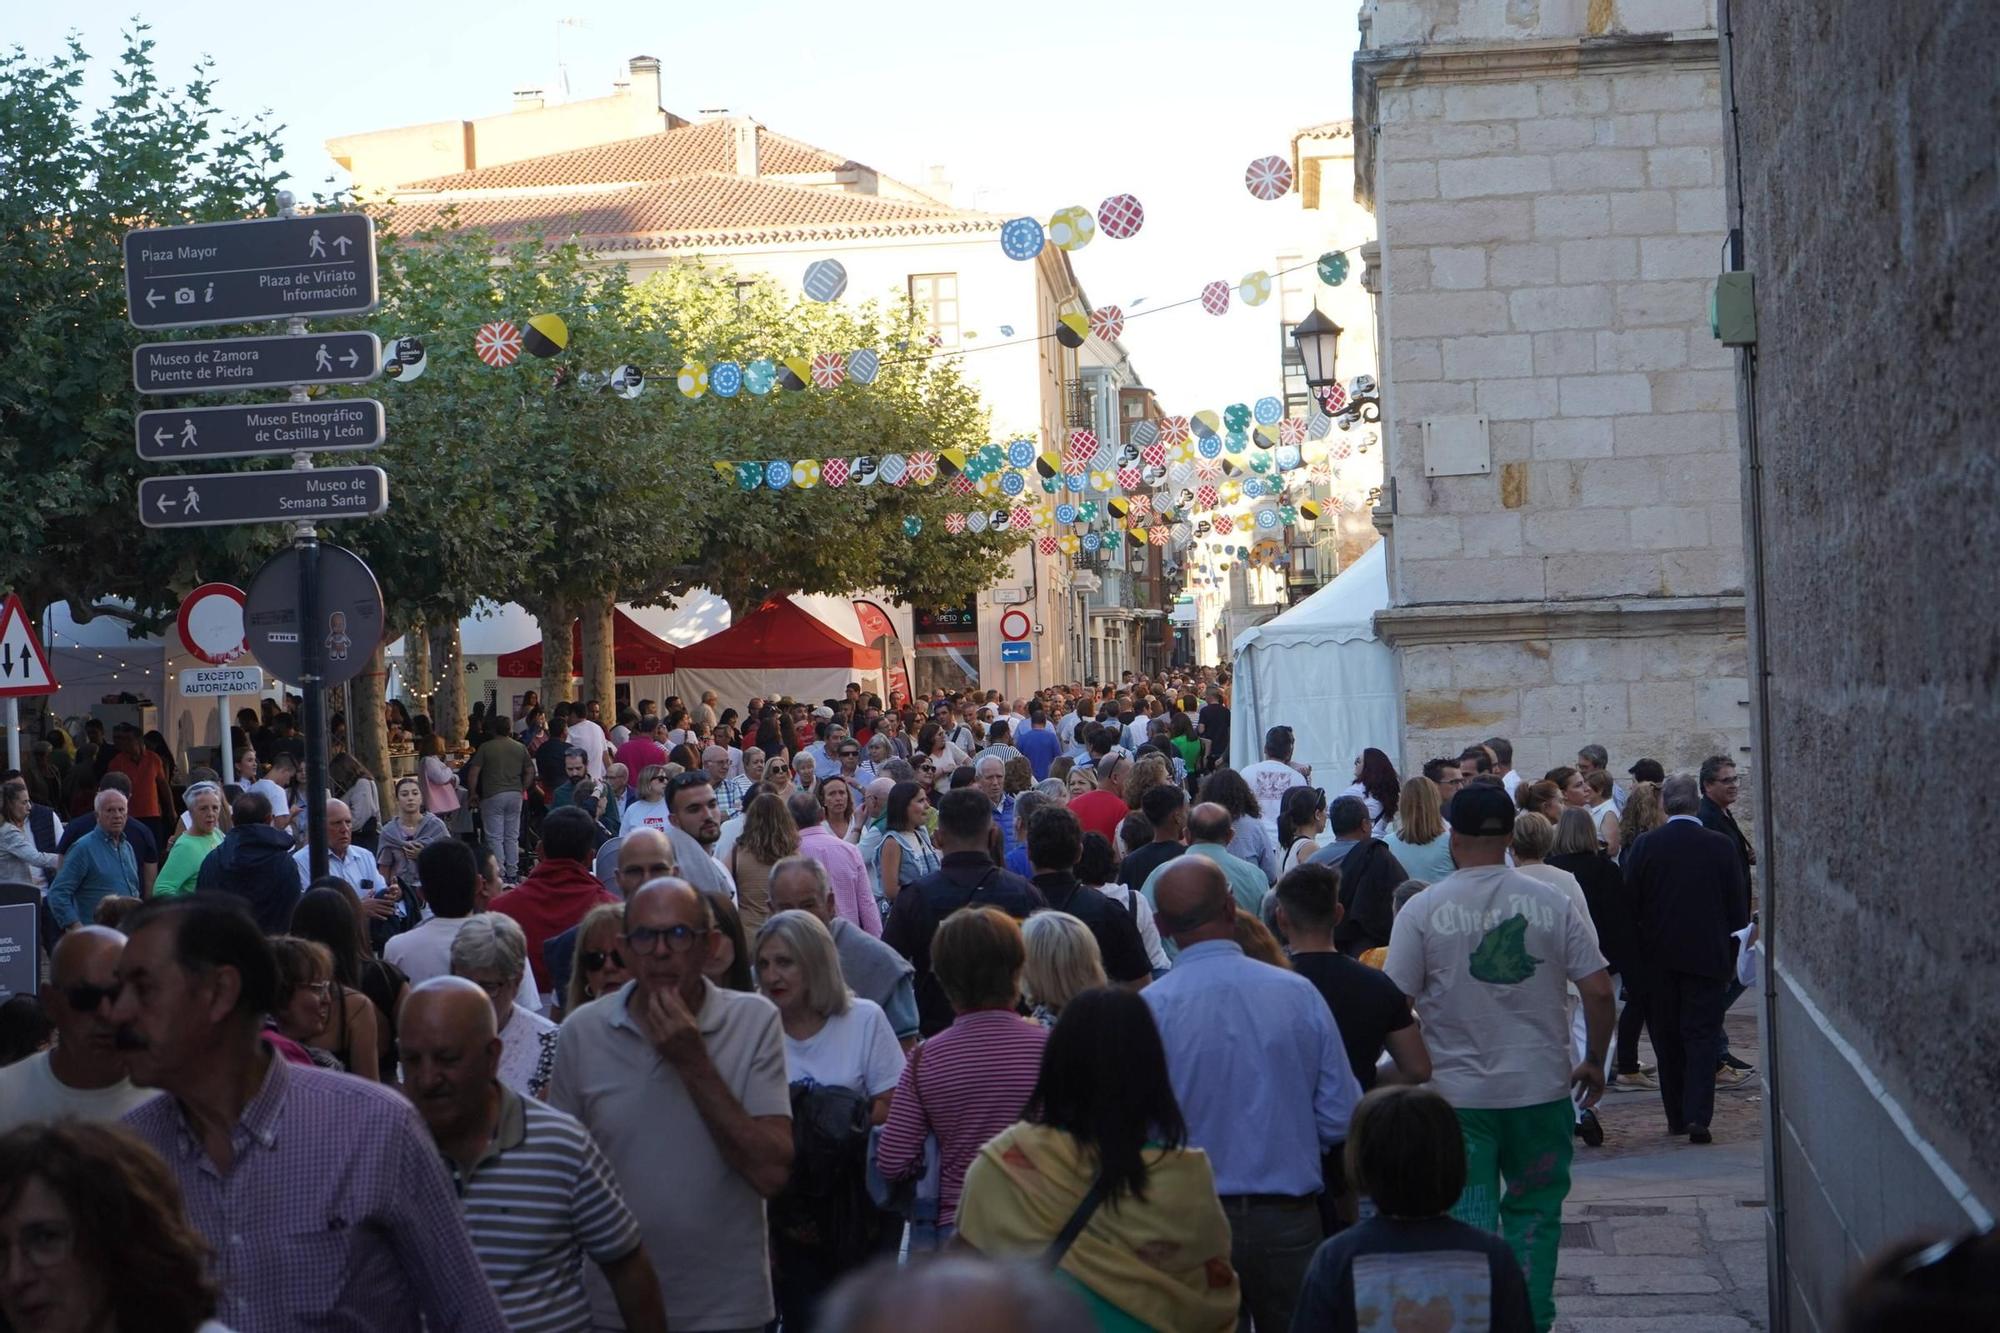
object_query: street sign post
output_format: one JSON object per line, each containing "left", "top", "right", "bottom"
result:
{"left": 180, "top": 664, "right": 264, "bottom": 697}
{"left": 1001, "top": 641, "right": 1033, "bottom": 663}
{"left": 137, "top": 400, "right": 384, "bottom": 462}
{"left": 133, "top": 332, "right": 380, "bottom": 394}
{"left": 139, "top": 467, "right": 388, "bottom": 530}
{"left": 242, "top": 543, "right": 384, "bottom": 690}
{"left": 124, "top": 214, "right": 378, "bottom": 329}
{"left": 178, "top": 584, "right": 251, "bottom": 784}
{"left": 0, "top": 593, "right": 59, "bottom": 773}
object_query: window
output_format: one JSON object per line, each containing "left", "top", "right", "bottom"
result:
{"left": 908, "top": 273, "right": 960, "bottom": 349}
{"left": 733, "top": 279, "right": 758, "bottom": 312}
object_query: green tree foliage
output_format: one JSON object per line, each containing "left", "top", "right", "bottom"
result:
{"left": 0, "top": 29, "right": 287, "bottom": 626}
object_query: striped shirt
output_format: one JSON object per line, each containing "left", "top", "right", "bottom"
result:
{"left": 445, "top": 1087, "right": 642, "bottom": 1333}
{"left": 124, "top": 1053, "right": 507, "bottom": 1333}
{"left": 874, "top": 1008, "right": 1047, "bottom": 1226}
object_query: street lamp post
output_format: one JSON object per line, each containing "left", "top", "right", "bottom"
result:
{"left": 1289, "top": 306, "right": 1343, "bottom": 392}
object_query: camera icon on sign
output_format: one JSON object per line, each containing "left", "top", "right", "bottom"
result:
{"left": 174, "top": 287, "right": 197, "bottom": 305}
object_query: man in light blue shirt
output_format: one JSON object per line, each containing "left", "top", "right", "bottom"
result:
{"left": 1141, "top": 804, "right": 1268, "bottom": 925}
{"left": 48, "top": 790, "right": 141, "bottom": 931}
{"left": 1142, "top": 856, "right": 1361, "bottom": 1333}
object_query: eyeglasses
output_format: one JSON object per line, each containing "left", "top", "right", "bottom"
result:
{"left": 461, "top": 975, "right": 513, "bottom": 997}
{"left": 619, "top": 860, "right": 675, "bottom": 881}
{"left": 1713, "top": 776, "right": 1741, "bottom": 785}
{"left": 581, "top": 949, "right": 625, "bottom": 972}
{"left": 0, "top": 1221, "right": 74, "bottom": 1271}
{"left": 63, "top": 982, "right": 122, "bottom": 1012}
{"left": 297, "top": 980, "right": 335, "bottom": 1000}
{"left": 624, "top": 924, "right": 710, "bottom": 954}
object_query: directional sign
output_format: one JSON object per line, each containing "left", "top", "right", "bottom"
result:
{"left": 1000, "top": 640, "right": 1033, "bottom": 664}
{"left": 0, "top": 594, "right": 57, "bottom": 698}
{"left": 244, "top": 543, "right": 384, "bottom": 689}
{"left": 124, "top": 214, "right": 377, "bottom": 329}
{"left": 181, "top": 664, "right": 264, "bottom": 698}
{"left": 137, "top": 400, "right": 385, "bottom": 462}
{"left": 133, "top": 332, "right": 380, "bottom": 395}
{"left": 138, "top": 467, "right": 389, "bottom": 530}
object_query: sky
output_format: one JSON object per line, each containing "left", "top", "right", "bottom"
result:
{"left": 17, "top": 1, "right": 1367, "bottom": 410}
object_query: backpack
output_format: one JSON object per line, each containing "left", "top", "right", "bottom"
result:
{"left": 771, "top": 1080, "right": 883, "bottom": 1266}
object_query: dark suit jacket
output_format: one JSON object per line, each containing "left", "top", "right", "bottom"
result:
{"left": 1311, "top": 837, "right": 1408, "bottom": 956}
{"left": 1698, "top": 797, "right": 1752, "bottom": 874}
{"left": 1625, "top": 818, "right": 1749, "bottom": 980}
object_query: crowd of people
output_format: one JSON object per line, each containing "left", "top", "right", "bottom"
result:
{"left": 0, "top": 669, "right": 1963, "bottom": 1333}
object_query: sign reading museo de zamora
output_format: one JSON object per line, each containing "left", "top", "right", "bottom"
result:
{"left": 123, "top": 214, "right": 378, "bottom": 329}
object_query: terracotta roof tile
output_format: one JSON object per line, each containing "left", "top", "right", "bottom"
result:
{"left": 379, "top": 172, "right": 996, "bottom": 250}
{"left": 400, "top": 120, "right": 857, "bottom": 191}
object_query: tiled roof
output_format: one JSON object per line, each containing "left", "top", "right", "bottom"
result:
{"left": 379, "top": 172, "right": 997, "bottom": 250}
{"left": 400, "top": 120, "right": 859, "bottom": 191}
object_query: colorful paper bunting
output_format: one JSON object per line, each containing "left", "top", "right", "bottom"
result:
{"left": 475, "top": 321, "right": 522, "bottom": 368}
{"left": 1001, "top": 217, "right": 1045, "bottom": 260}
{"left": 1244, "top": 156, "right": 1294, "bottom": 200}
{"left": 1048, "top": 206, "right": 1095, "bottom": 251}
{"left": 1097, "top": 194, "right": 1145, "bottom": 239}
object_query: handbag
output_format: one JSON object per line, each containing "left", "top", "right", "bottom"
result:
{"left": 867, "top": 1041, "right": 942, "bottom": 1224}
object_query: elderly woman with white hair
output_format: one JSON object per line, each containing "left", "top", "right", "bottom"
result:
{"left": 449, "top": 912, "right": 559, "bottom": 1099}
{"left": 1020, "top": 910, "right": 1108, "bottom": 1028}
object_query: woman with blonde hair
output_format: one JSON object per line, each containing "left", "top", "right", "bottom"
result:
{"left": 728, "top": 792, "right": 798, "bottom": 932}
{"left": 1022, "top": 911, "right": 1108, "bottom": 1027}
{"left": 563, "top": 902, "right": 633, "bottom": 1017}
{"left": 1618, "top": 781, "right": 1664, "bottom": 868}
{"left": 1122, "top": 753, "right": 1173, "bottom": 810}
{"left": 1380, "top": 776, "right": 1455, "bottom": 883}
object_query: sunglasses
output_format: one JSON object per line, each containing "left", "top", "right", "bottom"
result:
{"left": 64, "top": 982, "right": 122, "bottom": 1012}
{"left": 625, "top": 924, "right": 710, "bottom": 954}
{"left": 581, "top": 949, "right": 626, "bottom": 972}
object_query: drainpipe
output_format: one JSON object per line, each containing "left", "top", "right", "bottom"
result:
{"left": 1718, "top": 3, "right": 1787, "bottom": 1325}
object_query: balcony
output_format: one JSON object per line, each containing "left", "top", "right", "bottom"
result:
{"left": 1063, "top": 379, "right": 1094, "bottom": 429}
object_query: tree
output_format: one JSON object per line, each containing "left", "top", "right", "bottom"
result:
{"left": 0, "top": 29, "right": 287, "bottom": 627}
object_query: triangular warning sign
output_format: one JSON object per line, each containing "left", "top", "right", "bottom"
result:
{"left": 0, "top": 594, "right": 58, "bottom": 698}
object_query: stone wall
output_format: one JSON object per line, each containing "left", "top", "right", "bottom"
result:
{"left": 1728, "top": 0, "right": 1999, "bottom": 1325}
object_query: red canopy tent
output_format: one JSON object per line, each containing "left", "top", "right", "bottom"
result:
{"left": 495, "top": 609, "right": 679, "bottom": 678}
{"left": 670, "top": 598, "right": 881, "bottom": 704}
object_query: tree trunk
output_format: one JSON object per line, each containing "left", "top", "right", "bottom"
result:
{"left": 579, "top": 593, "right": 615, "bottom": 715}
{"left": 404, "top": 619, "right": 431, "bottom": 712}
{"left": 538, "top": 595, "right": 573, "bottom": 709}
{"left": 430, "top": 622, "right": 468, "bottom": 746}
{"left": 350, "top": 642, "right": 390, "bottom": 790}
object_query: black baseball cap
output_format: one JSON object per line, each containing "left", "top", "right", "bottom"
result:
{"left": 1446, "top": 784, "right": 1517, "bottom": 837}
{"left": 1628, "top": 758, "right": 1665, "bottom": 783}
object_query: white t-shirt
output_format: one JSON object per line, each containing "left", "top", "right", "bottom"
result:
{"left": 781, "top": 998, "right": 904, "bottom": 1097}
{"left": 249, "top": 778, "right": 291, "bottom": 823}
{"left": 497, "top": 1002, "right": 559, "bottom": 1098}
{"left": 1092, "top": 883, "right": 1171, "bottom": 972}
{"left": 567, "top": 719, "right": 610, "bottom": 781}
{"left": 0, "top": 1051, "right": 157, "bottom": 1133}
{"left": 620, "top": 799, "right": 670, "bottom": 837}
{"left": 383, "top": 915, "right": 542, "bottom": 1012}
{"left": 1501, "top": 769, "right": 1522, "bottom": 798}
{"left": 1384, "top": 864, "right": 1605, "bottom": 1110}
{"left": 1239, "top": 759, "right": 1308, "bottom": 844}
{"left": 1339, "top": 782, "right": 1389, "bottom": 835}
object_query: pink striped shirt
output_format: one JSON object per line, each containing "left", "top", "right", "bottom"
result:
{"left": 875, "top": 1008, "right": 1047, "bottom": 1225}
{"left": 799, "top": 823, "right": 883, "bottom": 936}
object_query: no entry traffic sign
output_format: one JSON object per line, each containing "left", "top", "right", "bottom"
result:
{"left": 998, "top": 608, "right": 1033, "bottom": 642}
{"left": 177, "top": 583, "right": 247, "bottom": 665}
{"left": 124, "top": 214, "right": 378, "bottom": 329}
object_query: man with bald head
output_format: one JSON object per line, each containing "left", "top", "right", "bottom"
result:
{"left": 0, "top": 926, "right": 156, "bottom": 1129}
{"left": 819, "top": 1257, "right": 1094, "bottom": 1333}
{"left": 401, "top": 978, "right": 667, "bottom": 1333}
{"left": 548, "top": 878, "right": 792, "bottom": 1331}
{"left": 614, "top": 826, "right": 679, "bottom": 899}
{"left": 769, "top": 856, "right": 918, "bottom": 1045}
{"left": 1141, "top": 857, "right": 1361, "bottom": 1333}
{"left": 1141, "top": 801, "right": 1268, "bottom": 927}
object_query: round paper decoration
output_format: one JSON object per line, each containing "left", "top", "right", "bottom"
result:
{"left": 853, "top": 456, "right": 880, "bottom": 486}
{"left": 906, "top": 452, "right": 937, "bottom": 485}
{"left": 945, "top": 512, "right": 967, "bottom": 534}
{"left": 847, "top": 347, "right": 880, "bottom": 384}
{"left": 1213, "top": 513, "right": 1234, "bottom": 535}
{"left": 1280, "top": 504, "right": 1298, "bottom": 525}
{"left": 1078, "top": 501, "right": 1099, "bottom": 523}
{"left": 1307, "top": 410, "right": 1331, "bottom": 440}
{"left": 1082, "top": 531, "right": 1101, "bottom": 552}
{"left": 968, "top": 510, "right": 989, "bottom": 532}
{"left": 947, "top": 473, "right": 975, "bottom": 496}
{"left": 904, "top": 515, "right": 923, "bottom": 537}
{"left": 1141, "top": 441, "right": 1167, "bottom": 468}
{"left": 1063, "top": 470, "right": 1087, "bottom": 492}
{"left": 802, "top": 259, "right": 849, "bottom": 302}
{"left": 1224, "top": 403, "right": 1252, "bottom": 431}
{"left": 779, "top": 356, "right": 811, "bottom": 392}
{"left": 1055, "top": 502, "right": 1078, "bottom": 524}
{"left": 1116, "top": 467, "right": 1142, "bottom": 491}
{"left": 1299, "top": 499, "right": 1323, "bottom": 521}
{"left": 1168, "top": 461, "right": 1194, "bottom": 487}
{"left": 1256, "top": 506, "right": 1280, "bottom": 530}
{"left": 879, "top": 454, "right": 909, "bottom": 486}
{"left": 764, "top": 460, "right": 791, "bottom": 489}
{"left": 1001, "top": 216, "right": 1046, "bottom": 260}
{"left": 1036, "top": 450, "right": 1064, "bottom": 480}
{"left": 1172, "top": 521, "right": 1193, "bottom": 546}
{"left": 1066, "top": 428, "right": 1098, "bottom": 465}
{"left": 677, "top": 363, "right": 709, "bottom": 398}
{"left": 1009, "top": 506, "right": 1034, "bottom": 531}
{"left": 1200, "top": 281, "right": 1231, "bottom": 316}
{"left": 384, "top": 335, "right": 427, "bottom": 383}
{"left": 1333, "top": 440, "right": 1353, "bottom": 461}
{"left": 522, "top": 314, "right": 568, "bottom": 358}
{"left": 1242, "top": 477, "right": 1265, "bottom": 498}
{"left": 1102, "top": 529, "right": 1122, "bottom": 549}
{"left": 709, "top": 361, "right": 742, "bottom": 397}
{"left": 823, "top": 456, "right": 851, "bottom": 487}
{"left": 1254, "top": 426, "right": 1280, "bottom": 451}
{"left": 1149, "top": 525, "right": 1170, "bottom": 547}
{"left": 1280, "top": 416, "right": 1307, "bottom": 445}
{"left": 1254, "top": 396, "right": 1283, "bottom": 425}
{"left": 1048, "top": 205, "right": 1095, "bottom": 251}
{"left": 1087, "top": 469, "right": 1114, "bottom": 493}
{"left": 611, "top": 364, "right": 645, "bottom": 399}
{"left": 474, "top": 321, "right": 522, "bottom": 368}
{"left": 1097, "top": 194, "right": 1145, "bottom": 239}
{"left": 1089, "top": 305, "right": 1124, "bottom": 341}
{"left": 1002, "top": 438, "right": 1031, "bottom": 468}
{"left": 1037, "top": 534, "right": 1058, "bottom": 555}
{"left": 1159, "top": 416, "right": 1191, "bottom": 446}
{"left": 793, "top": 459, "right": 821, "bottom": 489}
{"left": 736, "top": 462, "right": 763, "bottom": 491}
{"left": 1318, "top": 250, "right": 1351, "bottom": 285}
{"left": 1127, "top": 419, "right": 1159, "bottom": 449}
{"left": 1244, "top": 155, "right": 1294, "bottom": 200}
{"left": 1054, "top": 311, "right": 1090, "bottom": 348}
{"left": 1239, "top": 270, "right": 1272, "bottom": 306}
{"left": 1317, "top": 382, "right": 1349, "bottom": 415}
{"left": 1107, "top": 497, "right": 1130, "bottom": 520}
{"left": 745, "top": 358, "right": 776, "bottom": 395}
{"left": 1197, "top": 435, "right": 1223, "bottom": 460}
{"left": 1000, "top": 470, "right": 1025, "bottom": 497}
{"left": 977, "top": 442, "right": 1006, "bottom": 471}
{"left": 1059, "top": 533, "right": 1080, "bottom": 555}
{"left": 1128, "top": 495, "right": 1152, "bottom": 519}
{"left": 1196, "top": 483, "right": 1220, "bottom": 509}
{"left": 1196, "top": 458, "right": 1222, "bottom": 482}
{"left": 810, "top": 352, "right": 847, "bottom": 389}
{"left": 1191, "top": 409, "right": 1222, "bottom": 439}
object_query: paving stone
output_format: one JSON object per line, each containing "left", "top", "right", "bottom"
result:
{"left": 1558, "top": 1295, "right": 1741, "bottom": 1317}
{"left": 1601, "top": 1224, "right": 1708, "bottom": 1256}
{"left": 1559, "top": 1254, "right": 1714, "bottom": 1277}
{"left": 1567, "top": 1318, "right": 1754, "bottom": 1332}
{"left": 1592, "top": 1275, "right": 1725, "bottom": 1295}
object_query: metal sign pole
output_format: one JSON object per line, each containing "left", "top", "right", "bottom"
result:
{"left": 4, "top": 698, "right": 16, "bottom": 774}
{"left": 218, "top": 698, "right": 234, "bottom": 797}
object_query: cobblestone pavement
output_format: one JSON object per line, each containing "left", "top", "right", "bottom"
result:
{"left": 1554, "top": 995, "right": 1771, "bottom": 1331}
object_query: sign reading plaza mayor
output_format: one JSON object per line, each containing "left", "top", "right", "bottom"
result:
{"left": 123, "top": 213, "right": 378, "bottom": 330}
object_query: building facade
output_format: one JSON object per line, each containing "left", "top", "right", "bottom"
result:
{"left": 1354, "top": 0, "right": 1752, "bottom": 787}
{"left": 332, "top": 57, "right": 1089, "bottom": 689}
{"left": 1724, "top": 2, "right": 1998, "bottom": 1327}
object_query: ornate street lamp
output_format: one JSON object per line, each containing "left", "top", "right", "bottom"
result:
{"left": 1289, "top": 307, "right": 1343, "bottom": 392}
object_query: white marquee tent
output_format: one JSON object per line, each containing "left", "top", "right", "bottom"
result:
{"left": 1227, "top": 540, "right": 1399, "bottom": 794}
